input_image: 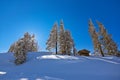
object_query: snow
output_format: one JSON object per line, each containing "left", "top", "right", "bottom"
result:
{"left": 0, "top": 71, "right": 6, "bottom": 75}
{"left": 84, "top": 56, "right": 120, "bottom": 64}
{"left": 0, "top": 52, "right": 120, "bottom": 80}
{"left": 37, "top": 55, "right": 79, "bottom": 60}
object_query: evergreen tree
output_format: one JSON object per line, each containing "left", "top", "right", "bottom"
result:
{"left": 64, "top": 30, "right": 74, "bottom": 55}
{"left": 46, "top": 22, "right": 58, "bottom": 54}
{"left": 97, "top": 21, "right": 118, "bottom": 55}
{"left": 30, "top": 34, "right": 38, "bottom": 52}
{"left": 14, "top": 38, "right": 27, "bottom": 65}
{"left": 8, "top": 32, "right": 38, "bottom": 53}
{"left": 8, "top": 42, "right": 16, "bottom": 53}
{"left": 59, "top": 20, "right": 74, "bottom": 55}
{"left": 89, "top": 19, "right": 118, "bottom": 56}
{"left": 46, "top": 20, "right": 74, "bottom": 55}
{"left": 59, "top": 20, "right": 66, "bottom": 54}
{"left": 13, "top": 32, "right": 38, "bottom": 65}
{"left": 88, "top": 19, "right": 104, "bottom": 56}
{"left": 23, "top": 32, "right": 31, "bottom": 52}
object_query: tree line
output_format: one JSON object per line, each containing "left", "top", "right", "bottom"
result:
{"left": 7, "top": 19, "right": 119, "bottom": 65}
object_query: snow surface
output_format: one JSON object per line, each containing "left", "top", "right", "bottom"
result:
{"left": 0, "top": 52, "right": 120, "bottom": 80}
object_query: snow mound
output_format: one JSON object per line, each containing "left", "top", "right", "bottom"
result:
{"left": 0, "top": 71, "right": 7, "bottom": 75}
{"left": 37, "top": 55, "right": 79, "bottom": 60}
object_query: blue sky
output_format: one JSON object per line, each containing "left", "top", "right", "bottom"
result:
{"left": 0, "top": 0, "right": 120, "bottom": 52}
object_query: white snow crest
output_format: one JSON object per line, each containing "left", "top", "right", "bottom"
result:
{"left": 44, "top": 76, "right": 64, "bottom": 80}
{"left": 36, "top": 55, "right": 79, "bottom": 60}
{"left": 19, "top": 78, "right": 29, "bottom": 80}
{"left": 0, "top": 71, "right": 6, "bottom": 75}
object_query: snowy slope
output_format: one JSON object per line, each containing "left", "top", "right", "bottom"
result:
{"left": 0, "top": 52, "right": 120, "bottom": 80}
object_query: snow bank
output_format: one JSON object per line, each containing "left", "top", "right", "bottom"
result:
{"left": 0, "top": 71, "right": 7, "bottom": 75}
{"left": 37, "top": 55, "right": 79, "bottom": 60}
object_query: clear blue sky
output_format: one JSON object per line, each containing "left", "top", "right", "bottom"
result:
{"left": 0, "top": 0, "right": 120, "bottom": 52}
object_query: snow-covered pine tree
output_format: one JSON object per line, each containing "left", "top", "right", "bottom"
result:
{"left": 46, "top": 22, "right": 58, "bottom": 54}
{"left": 88, "top": 19, "right": 104, "bottom": 56}
{"left": 8, "top": 42, "right": 16, "bottom": 53}
{"left": 14, "top": 38, "right": 27, "bottom": 65}
{"left": 30, "top": 34, "right": 38, "bottom": 52}
{"left": 59, "top": 20, "right": 66, "bottom": 54}
{"left": 23, "top": 32, "right": 31, "bottom": 52}
{"left": 9, "top": 32, "right": 38, "bottom": 53}
{"left": 97, "top": 21, "right": 118, "bottom": 55}
{"left": 64, "top": 30, "right": 74, "bottom": 55}
{"left": 14, "top": 32, "right": 38, "bottom": 65}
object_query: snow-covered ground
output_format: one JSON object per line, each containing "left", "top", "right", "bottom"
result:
{"left": 0, "top": 52, "right": 120, "bottom": 80}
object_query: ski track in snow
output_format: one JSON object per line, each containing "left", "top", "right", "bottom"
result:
{"left": 83, "top": 56, "right": 120, "bottom": 64}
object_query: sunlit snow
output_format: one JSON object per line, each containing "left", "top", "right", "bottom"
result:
{"left": 37, "top": 55, "right": 79, "bottom": 60}
{"left": 0, "top": 71, "right": 6, "bottom": 75}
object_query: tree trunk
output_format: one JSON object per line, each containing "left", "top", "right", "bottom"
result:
{"left": 56, "top": 41, "right": 57, "bottom": 54}
{"left": 99, "top": 45, "right": 104, "bottom": 57}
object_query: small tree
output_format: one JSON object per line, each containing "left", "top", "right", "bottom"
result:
{"left": 14, "top": 32, "right": 38, "bottom": 65}
{"left": 14, "top": 38, "right": 27, "bottom": 65}
{"left": 46, "top": 22, "right": 58, "bottom": 54}
{"left": 8, "top": 32, "right": 38, "bottom": 53}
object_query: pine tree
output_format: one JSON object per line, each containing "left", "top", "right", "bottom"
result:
{"left": 64, "top": 30, "right": 74, "bottom": 55}
{"left": 8, "top": 32, "right": 38, "bottom": 53}
{"left": 23, "top": 32, "right": 31, "bottom": 52}
{"left": 14, "top": 38, "right": 27, "bottom": 65}
{"left": 13, "top": 32, "right": 38, "bottom": 65}
{"left": 46, "top": 20, "right": 74, "bottom": 55}
{"left": 88, "top": 19, "right": 104, "bottom": 56}
{"left": 30, "top": 34, "right": 38, "bottom": 52}
{"left": 59, "top": 20, "right": 66, "bottom": 54}
{"left": 89, "top": 19, "right": 118, "bottom": 56}
{"left": 97, "top": 21, "right": 118, "bottom": 55}
{"left": 8, "top": 42, "right": 16, "bottom": 53}
{"left": 46, "top": 22, "right": 58, "bottom": 54}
